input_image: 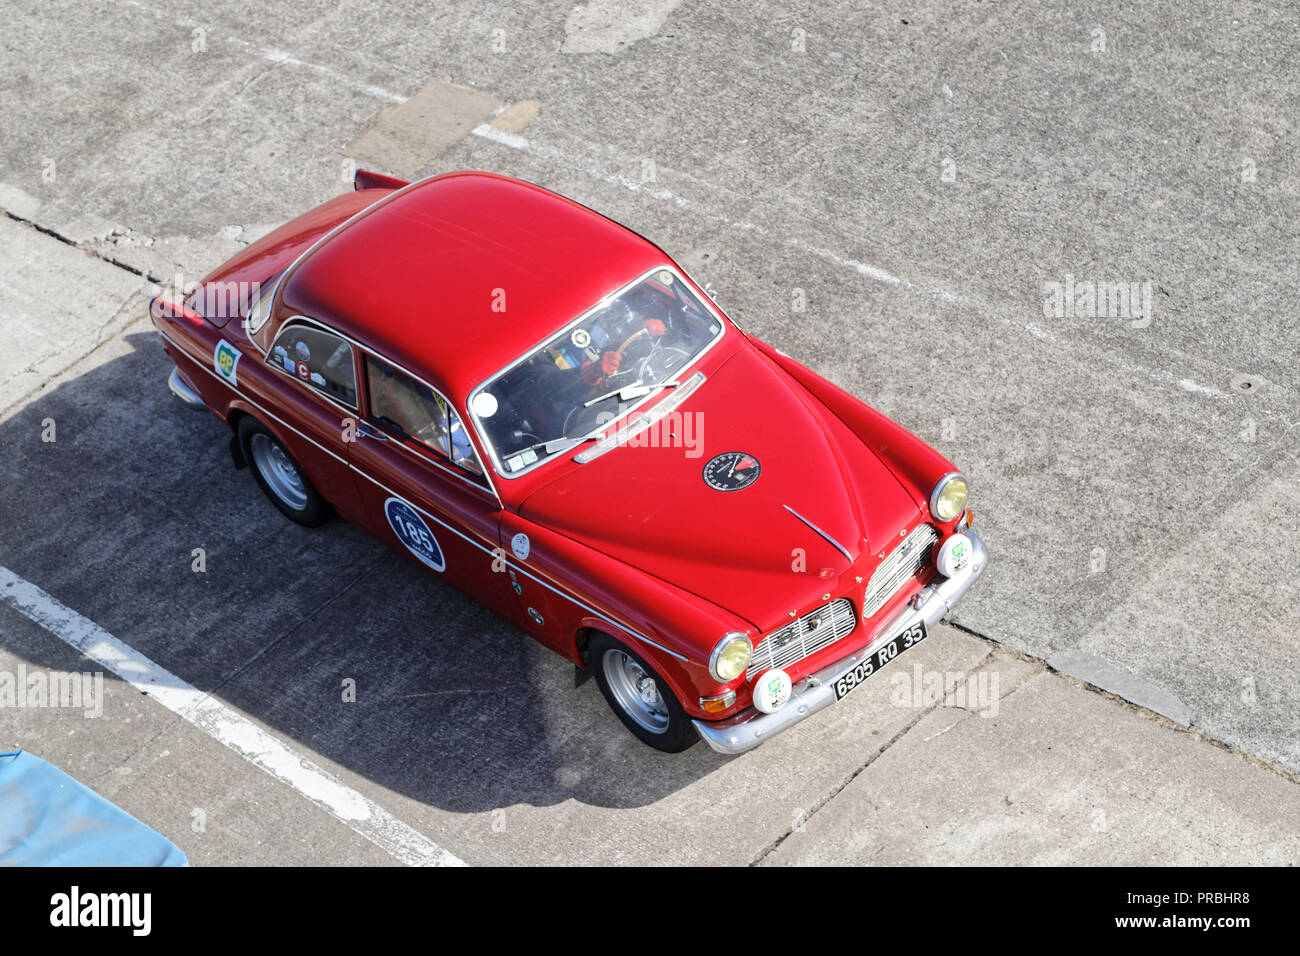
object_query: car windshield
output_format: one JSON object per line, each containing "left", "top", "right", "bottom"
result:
{"left": 472, "top": 269, "right": 723, "bottom": 475}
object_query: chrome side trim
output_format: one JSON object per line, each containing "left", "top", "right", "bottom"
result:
{"left": 266, "top": 315, "right": 492, "bottom": 490}
{"left": 782, "top": 504, "right": 854, "bottom": 565}
{"left": 692, "top": 530, "right": 988, "bottom": 755}
{"left": 159, "top": 328, "right": 354, "bottom": 472}
{"left": 190, "top": 312, "right": 500, "bottom": 503}
{"left": 155, "top": 326, "right": 692, "bottom": 665}
{"left": 356, "top": 352, "right": 493, "bottom": 488}
{"left": 348, "top": 464, "right": 692, "bottom": 664}
{"left": 167, "top": 368, "right": 206, "bottom": 408}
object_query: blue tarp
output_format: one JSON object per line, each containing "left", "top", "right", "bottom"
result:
{"left": 0, "top": 750, "right": 187, "bottom": 866}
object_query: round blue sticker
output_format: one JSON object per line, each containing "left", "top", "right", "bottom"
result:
{"left": 384, "top": 497, "right": 445, "bottom": 571}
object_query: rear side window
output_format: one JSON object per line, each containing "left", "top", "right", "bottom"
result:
{"left": 366, "top": 356, "right": 485, "bottom": 480}
{"left": 268, "top": 321, "right": 357, "bottom": 406}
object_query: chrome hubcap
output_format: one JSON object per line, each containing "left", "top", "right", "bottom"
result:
{"left": 602, "top": 649, "right": 670, "bottom": 734}
{"left": 249, "top": 433, "right": 307, "bottom": 511}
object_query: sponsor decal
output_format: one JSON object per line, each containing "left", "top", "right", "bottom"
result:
{"left": 570, "top": 328, "right": 591, "bottom": 349}
{"left": 384, "top": 497, "right": 445, "bottom": 571}
{"left": 213, "top": 340, "right": 240, "bottom": 386}
{"left": 511, "top": 532, "right": 530, "bottom": 560}
{"left": 935, "top": 533, "right": 972, "bottom": 577}
{"left": 752, "top": 668, "right": 792, "bottom": 714}
{"left": 702, "top": 451, "right": 762, "bottom": 492}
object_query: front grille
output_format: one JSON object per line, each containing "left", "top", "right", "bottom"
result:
{"left": 861, "top": 524, "right": 939, "bottom": 619}
{"left": 747, "top": 598, "right": 857, "bottom": 678}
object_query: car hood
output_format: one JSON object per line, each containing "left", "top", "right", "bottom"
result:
{"left": 517, "top": 346, "right": 923, "bottom": 630}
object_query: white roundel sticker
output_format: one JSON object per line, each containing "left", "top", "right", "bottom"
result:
{"left": 511, "top": 532, "right": 530, "bottom": 560}
{"left": 384, "top": 497, "right": 445, "bottom": 572}
{"left": 752, "top": 669, "right": 792, "bottom": 714}
{"left": 935, "top": 532, "right": 972, "bottom": 577}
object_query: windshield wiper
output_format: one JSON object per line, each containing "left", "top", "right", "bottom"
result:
{"left": 584, "top": 379, "right": 681, "bottom": 408}
{"left": 508, "top": 422, "right": 609, "bottom": 467}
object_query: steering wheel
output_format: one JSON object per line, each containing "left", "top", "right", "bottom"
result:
{"left": 610, "top": 328, "right": 651, "bottom": 373}
{"left": 636, "top": 345, "right": 690, "bottom": 385}
{"left": 580, "top": 328, "right": 648, "bottom": 393}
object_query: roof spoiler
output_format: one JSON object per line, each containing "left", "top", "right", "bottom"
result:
{"left": 353, "top": 168, "right": 411, "bottom": 191}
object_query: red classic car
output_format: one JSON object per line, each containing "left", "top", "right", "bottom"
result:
{"left": 150, "top": 170, "right": 987, "bottom": 753}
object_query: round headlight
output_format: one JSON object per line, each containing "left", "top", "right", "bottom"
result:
{"left": 709, "top": 633, "right": 752, "bottom": 682}
{"left": 930, "top": 472, "right": 969, "bottom": 522}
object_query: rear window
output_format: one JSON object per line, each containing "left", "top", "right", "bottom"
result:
{"left": 267, "top": 320, "right": 357, "bottom": 406}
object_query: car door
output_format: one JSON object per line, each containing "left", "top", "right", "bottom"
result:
{"left": 252, "top": 317, "right": 365, "bottom": 521}
{"left": 347, "top": 353, "right": 506, "bottom": 606}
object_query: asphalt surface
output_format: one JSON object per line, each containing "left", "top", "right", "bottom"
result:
{"left": 1, "top": 0, "right": 1297, "bottom": 865}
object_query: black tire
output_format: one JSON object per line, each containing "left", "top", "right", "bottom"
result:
{"left": 588, "top": 632, "right": 698, "bottom": 752}
{"left": 238, "top": 417, "right": 333, "bottom": 527}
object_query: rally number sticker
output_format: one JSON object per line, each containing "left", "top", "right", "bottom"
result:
{"left": 384, "top": 497, "right": 445, "bottom": 572}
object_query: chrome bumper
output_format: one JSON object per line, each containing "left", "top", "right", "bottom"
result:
{"left": 692, "top": 529, "right": 988, "bottom": 755}
{"left": 168, "top": 368, "right": 206, "bottom": 408}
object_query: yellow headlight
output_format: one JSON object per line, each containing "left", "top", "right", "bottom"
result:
{"left": 710, "top": 633, "right": 752, "bottom": 682}
{"left": 931, "top": 474, "right": 969, "bottom": 522}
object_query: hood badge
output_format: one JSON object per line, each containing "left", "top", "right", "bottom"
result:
{"left": 703, "top": 451, "right": 762, "bottom": 492}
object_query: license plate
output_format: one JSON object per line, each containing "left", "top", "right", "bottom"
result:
{"left": 832, "top": 621, "right": 928, "bottom": 701}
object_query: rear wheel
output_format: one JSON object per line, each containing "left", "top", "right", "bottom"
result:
{"left": 589, "top": 633, "right": 697, "bottom": 752}
{"left": 239, "top": 418, "right": 333, "bottom": 527}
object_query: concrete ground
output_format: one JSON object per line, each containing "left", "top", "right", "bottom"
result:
{"left": 0, "top": 0, "right": 1296, "bottom": 865}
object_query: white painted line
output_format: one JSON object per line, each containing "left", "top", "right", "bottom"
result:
{"left": 108, "top": 1, "right": 1246, "bottom": 407}
{"left": 471, "top": 123, "right": 530, "bottom": 151}
{"left": 0, "top": 564, "right": 465, "bottom": 867}
{"left": 1176, "top": 377, "right": 1230, "bottom": 400}
{"left": 255, "top": 46, "right": 405, "bottom": 104}
{"left": 463, "top": 122, "right": 960, "bottom": 301}
{"left": 111, "top": 0, "right": 958, "bottom": 304}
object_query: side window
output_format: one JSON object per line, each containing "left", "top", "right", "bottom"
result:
{"left": 268, "top": 321, "right": 357, "bottom": 406}
{"left": 365, "top": 356, "right": 485, "bottom": 480}
{"left": 447, "top": 410, "right": 485, "bottom": 478}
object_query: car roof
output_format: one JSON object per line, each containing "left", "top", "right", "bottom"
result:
{"left": 277, "top": 171, "right": 670, "bottom": 405}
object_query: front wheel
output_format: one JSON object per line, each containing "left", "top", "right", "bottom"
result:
{"left": 589, "top": 633, "right": 698, "bottom": 752}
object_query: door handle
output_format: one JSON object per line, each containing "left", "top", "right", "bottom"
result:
{"left": 357, "top": 420, "right": 388, "bottom": 441}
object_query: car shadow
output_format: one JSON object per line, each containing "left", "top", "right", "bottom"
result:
{"left": 0, "top": 331, "right": 723, "bottom": 814}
